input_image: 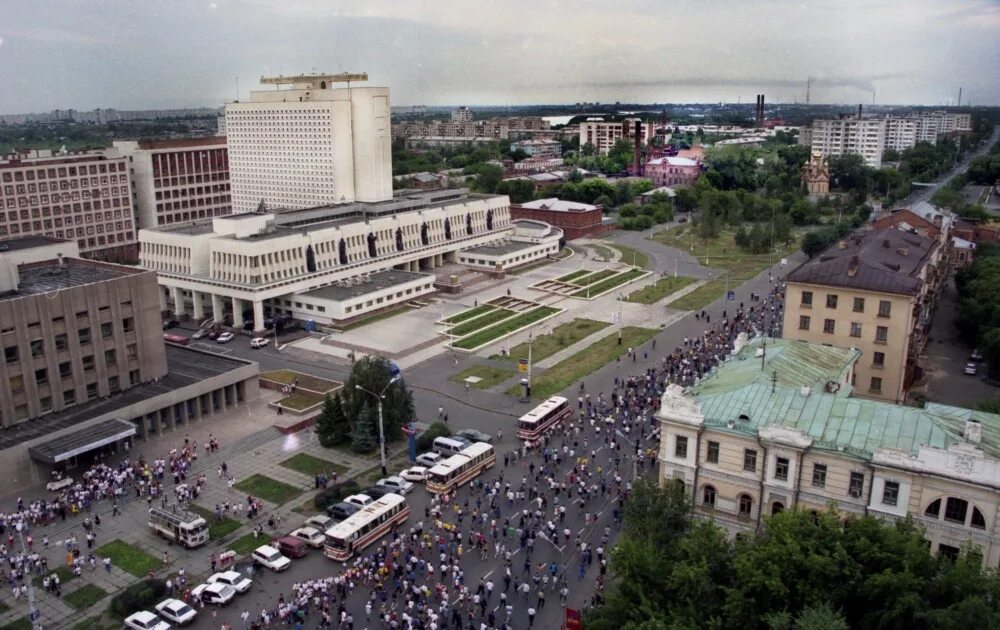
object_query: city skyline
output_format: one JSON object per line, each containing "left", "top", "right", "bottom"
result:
{"left": 1, "top": 0, "right": 998, "bottom": 114}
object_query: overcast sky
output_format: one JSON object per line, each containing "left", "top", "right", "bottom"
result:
{"left": 1, "top": 0, "right": 998, "bottom": 114}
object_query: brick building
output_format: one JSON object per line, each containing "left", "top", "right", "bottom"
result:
{"left": 511, "top": 198, "right": 613, "bottom": 240}
{"left": 644, "top": 156, "right": 701, "bottom": 187}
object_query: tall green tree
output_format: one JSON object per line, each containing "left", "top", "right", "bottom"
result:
{"left": 342, "top": 356, "right": 415, "bottom": 442}
{"left": 315, "top": 392, "right": 349, "bottom": 447}
{"left": 350, "top": 401, "right": 377, "bottom": 454}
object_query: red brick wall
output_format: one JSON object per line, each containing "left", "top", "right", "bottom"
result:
{"left": 510, "top": 206, "right": 613, "bottom": 240}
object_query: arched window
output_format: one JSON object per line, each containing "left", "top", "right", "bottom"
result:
{"left": 738, "top": 494, "right": 753, "bottom": 516}
{"left": 466, "top": 213, "right": 473, "bottom": 235}
{"left": 486, "top": 209, "right": 494, "bottom": 231}
{"left": 702, "top": 485, "right": 716, "bottom": 507}
{"left": 971, "top": 507, "right": 986, "bottom": 530}
{"left": 395, "top": 228, "right": 404, "bottom": 252}
{"left": 924, "top": 498, "right": 941, "bottom": 518}
{"left": 420, "top": 223, "right": 429, "bottom": 246}
{"left": 444, "top": 217, "right": 452, "bottom": 240}
{"left": 320, "top": 81, "right": 327, "bottom": 89}
{"left": 304, "top": 244, "right": 316, "bottom": 273}
{"left": 367, "top": 232, "right": 377, "bottom": 258}
{"left": 771, "top": 501, "right": 784, "bottom": 515}
{"left": 337, "top": 238, "right": 347, "bottom": 265}
{"left": 943, "top": 497, "right": 969, "bottom": 524}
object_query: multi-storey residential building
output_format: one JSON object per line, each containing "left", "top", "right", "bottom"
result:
{"left": 579, "top": 118, "right": 655, "bottom": 155}
{"left": 391, "top": 117, "right": 549, "bottom": 142}
{"left": 510, "top": 139, "right": 562, "bottom": 158}
{"left": 452, "top": 106, "right": 474, "bottom": 123}
{"left": 810, "top": 117, "right": 888, "bottom": 167}
{"left": 782, "top": 229, "right": 945, "bottom": 403}
{"left": 658, "top": 336, "right": 1000, "bottom": 566}
{"left": 884, "top": 117, "right": 917, "bottom": 152}
{"left": 911, "top": 111, "right": 973, "bottom": 143}
{"left": 225, "top": 73, "right": 392, "bottom": 213}
{"left": 110, "top": 137, "right": 231, "bottom": 229}
{"left": 0, "top": 150, "right": 137, "bottom": 260}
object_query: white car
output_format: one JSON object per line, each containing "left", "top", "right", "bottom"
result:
{"left": 344, "top": 494, "right": 373, "bottom": 508}
{"left": 250, "top": 337, "right": 270, "bottom": 349}
{"left": 46, "top": 476, "right": 74, "bottom": 492}
{"left": 289, "top": 526, "right": 326, "bottom": 548}
{"left": 207, "top": 570, "right": 252, "bottom": 593}
{"left": 125, "top": 611, "right": 171, "bottom": 630}
{"left": 416, "top": 452, "right": 443, "bottom": 468}
{"left": 251, "top": 545, "right": 292, "bottom": 572}
{"left": 376, "top": 476, "right": 414, "bottom": 495}
{"left": 191, "top": 329, "right": 208, "bottom": 340}
{"left": 155, "top": 598, "right": 197, "bottom": 625}
{"left": 305, "top": 514, "right": 334, "bottom": 530}
{"left": 964, "top": 362, "right": 978, "bottom": 375}
{"left": 191, "top": 582, "right": 236, "bottom": 606}
{"left": 399, "top": 466, "right": 428, "bottom": 482}
{"left": 216, "top": 332, "right": 235, "bottom": 344}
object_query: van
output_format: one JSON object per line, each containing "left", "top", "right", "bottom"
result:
{"left": 433, "top": 437, "right": 468, "bottom": 457}
{"left": 274, "top": 536, "right": 309, "bottom": 559}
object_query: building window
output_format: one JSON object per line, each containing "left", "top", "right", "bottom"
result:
{"left": 826, "top": 294, "right": 838, "bottom": 308}
{"left": 873, "top": 352, "right": 885, "bottom": 368}
{"left": 743, "top": 449, "right": 757, "bottom": 472}
{"left": 127, "top": 344, "right": 137, "bottom": 359}
{"left": 924, "top": 498, "right": 941, "bottom": 518}
{"left": 870, "top": 377, "right": 882, "bottom": 393}
{"left": 82, "top": 355, "right": 95, "bottom": 371}
{"left": 78, "top": 327, "right": 91, "bottom": 344}
{"left": 823, "top": 319, "right": 835, "bottom": 334}
{"left": 706, "top": 441, "right": 720, "bottom": 464}
{"left": 970, "top": 507, "right": 986, "bottom": 530}
{"left": 774, "top": 457, "right": 790, "bottom": 481}
{"left": 875, "top": 326, "right": 888, "bottom": 343}
{"left": 882, "top": 480, "right": 900, "bottom": 506}
{"left": 738, "top": 494, "right": 753, "bottom": 516}
{"left": 34, "top": 367, "right": 48, "bottom": 386}
{"left": 850, "top": 322, "right": 862, "bottom": 338}
{"left": 108, "top": 375, "right": 119, "bottom": 393}
{"left": 848, "top": 472, "right": 864, "bottom": 498}
{"left": 59, "top": 361, "right": 71, "bottom": 378}
{"left": 878, "top": 300, "right": 892, "bottom": 317}
{"left": 702, "top": 485, "right": 716, "bottom": 507}
{"left": 674, "top": 435, "right": 688, "bottom": 459}
{"left": 943, "top": 497, "right": 968, "bottom": 524}
{"left": 63, "top": 389, "right": 76, "bottom": 405}
{"left": 122, "top": 317, "right": 134, "bottom": 332}
{"left": 937, "top": 544, "right": 960, "bottom": 561}
{"left": 853, "top": 297, "right": 865, "bottom": 312}
{"left": 811, "top": 464, "right": 827, "bottom": 488}
{"left": 104, "top": 349, "right": 117, "bottom": 366}
{"left": 30, "top": 339, "right": 44, "bottom": 358}
{"left": 801, "top": 291, "right": 812, "bottom": 307}
{"left": 100, "top": 322, "right": 113, "bottom": 339}
{"left": 130, "top": 369, "right": 140, "bottom": 386}
{"left": 4, "top": 346, "right": 17, "bottom": 364}
{"left": 86, "top": 383, "right": 98, "bottom": 401}
{"left": 9, "top": 374, "right": 23, "bottom": 393}
{"left": 798, "top": 315, "right": 810, "bottom": 331}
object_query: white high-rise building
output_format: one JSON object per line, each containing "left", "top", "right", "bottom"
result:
{"left": 451, "top": 106, "right": 473, "bottom": 123}
{"left": 225, "top": 73, "right": 392, "bottom": 213}
{"left": 810, "top": 117, "right": 888, "bottom": 168}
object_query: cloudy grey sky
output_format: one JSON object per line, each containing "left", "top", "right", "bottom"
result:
{"left": 1, "top": 0, "right": 998, "bottom": 113}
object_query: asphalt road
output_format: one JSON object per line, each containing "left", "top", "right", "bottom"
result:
{"left": 892, "top": 125, "right": 1000, "bottom": 209}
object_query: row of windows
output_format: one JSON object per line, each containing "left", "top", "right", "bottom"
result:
{"left": 3, "top": 197, "right": 128, "bottom": 212}
{"left": 1, "top": 161, "right": 125, "bottom": 183}
{"left": 799, "top": 316, "right": 890, "bottom": 342}
{"left": 3, "top": 318, "right": 134, "bottom": 364}
{"left": 1, "top": 175, "right": 123, "bottom": 194}
{"left": 801, "top": 291, "right": 893, "bottom": 316}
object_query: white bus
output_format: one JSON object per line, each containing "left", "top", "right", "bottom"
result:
{"left": 426, "top": 442, "right": 496, "bottom": 495}
{"left": 323, "top": 494, "right": 410, "bottom": 562}
{"left": 147, "top": 507, "right": 209, "bottom": 548}
{"left": 517, "top": 395, "right": 571, "bottom": 442}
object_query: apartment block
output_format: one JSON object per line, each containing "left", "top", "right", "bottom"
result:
{"left": 579, "top": 119, "right": 655, "bottom": 155}
{"left": 810, "top": 117, "right": 887, "bottom": 167}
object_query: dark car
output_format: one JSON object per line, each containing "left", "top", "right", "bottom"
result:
{"left": 360, "top": 486, "right": 392, "bottom": 500}
{"left": 326, "top": 501, "right": 360, "bottom": 521}
{"left": 163, "top": 319, "right": 179, "bottom": 330}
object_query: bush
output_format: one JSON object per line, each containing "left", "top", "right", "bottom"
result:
{"left": 313, "top": 479, "right": 360, "bottom": 511}
{"left": 109, "top": 579, "right": 166, "bottom": 619}
{"left": 416, "top": 421, "right": 452, "bottom": 453}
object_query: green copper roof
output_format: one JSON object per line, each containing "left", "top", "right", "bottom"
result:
{"left": 689, "top": 338, "right": 1000, "bottom": 459}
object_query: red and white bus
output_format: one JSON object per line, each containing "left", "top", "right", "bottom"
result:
{"left": 426, "top": 442, "right": 496, "bottom": 495}
{"left": 517, "top": 395, "right": 571, "bottom": 442}
{"left": 322, "top": 494, "right": 409, "bottom": 561}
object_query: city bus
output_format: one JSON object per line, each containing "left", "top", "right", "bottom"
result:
{"left": 517, "top": 395, "right": 571, "bottom": 442}
{"left": 147, "top": 507, "right": 209, "bottom": 548}
{"left": 425, "top": 442, "right": 496, "bottom": 495}
{"left": 322, "top": 493, "right": 410, "bottom": 561}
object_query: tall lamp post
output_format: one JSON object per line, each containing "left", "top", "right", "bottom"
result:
{"left": 15, "top": 523, "right": 41, "bottom": 630}
{"left": 355, "top": 375, "right": 400, "bottom": 477}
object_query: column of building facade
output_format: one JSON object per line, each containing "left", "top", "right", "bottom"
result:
{"left": 191, "top": 292, "right": 205, "bottom": 320}
{"left": 172, "top": 286, "right": 186, "bottom": 317}
{"left": 231, "top": 297, "right": 243, "bottom": 328}
{"left": 252, "top": 300, "right": 265, "bottom": 333}
{"left": 211, "top": 294, "right": 225, "bottom": 322}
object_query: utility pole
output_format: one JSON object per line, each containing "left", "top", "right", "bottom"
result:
{"left": 355, "top": 375, "right": 400, "bottom": 478}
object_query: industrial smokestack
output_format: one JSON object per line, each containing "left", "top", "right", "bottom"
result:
{"left": 957, "top": 87, "right": 962, "bottom": 107}
{"left": 857, "top": 104, "right": 863, "bottom": 119}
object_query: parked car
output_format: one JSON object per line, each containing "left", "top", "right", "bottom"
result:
{"left": 360, "top": 486, "right": 393, "bottom": 500}
{"left": 191, "top": 582, "right": 236, "bottom": 605}
{"left": 326, "top": 501, "right": 360, "bottom": 521}
{"left": 399, "top": 466, "right": 428, "bottom": 482}
{"left": 289, "top": 526, "right": 326, "bottom": 548}
{"left": 416, "top": 452, "right": 443, "bottom": 468}
{"left": 155, "top": 598, "right": 197, "bottom": 625}
{"left": 207, "top": 570, "right": 252, "bottom": 593}
{"left": 454, "top": 429, "right": 493, "bottom": 444}
{"left": 162, "top": 320, "right": 179, "bottom": 330}
{"left": 971, "top": 349, "right": 984, "bottom": 361}
{"left": 216, "top": 332, "right": 235, "bottom": 344}
{"left": 376, "top": 476, "right": 414, "bottom": 495}
{"left": 964, "top": 362, "right": 978, "bottom": 375}
{"left": 250, "top": 337, "right": 270, "bottom": 349}
{"left": 46, "top": 476, "right": 74, "bottom": 492}
{"left": 251, "top": 545, "right": 291, "bottom": 571}
{"left": 344, "top": 494, "right": 374, "bottom": 508}
{"left": 191, "top": 329, "right": 207, "bottom": 340}
{"left": 304, "top": 514, "right": 334, "bottom": 530}
{"left": 125, "top": 611, "right": 171, "bottom": 630}
{"left": 208, "top": 329, "right": 220, "bottom": 340}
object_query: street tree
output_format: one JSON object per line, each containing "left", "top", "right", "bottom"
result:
{"left": 342, "top": 355, "right": 415, "bottom": 443}
{"left": 315, "top": 392, "right": 350, "bottom": 447}
{"left": 350, "top": 401, "right": 377, "bottom": 454}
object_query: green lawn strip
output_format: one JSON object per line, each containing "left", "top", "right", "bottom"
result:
{"left": 259, "top": 370, "right": 339, "bottom": 393}
{"left": 570, "top": 269, "right": 647, "bottom": 298}
{"left": 0, "top": 618, "right": 31, "bottom": 630}
{"left": 73, "top": 616, "right": 118, "bottom": 630}
{"left": 453, "top": 307, "right": 561, "bottom": 351}
{"left": 625, "top": 276, "right": 697, "bottom": 304}
{"left": 93, "top": 540, "right": 162, "bottom": 577}
{"left": 606, "top": 243, "right": 651, "bottom": 269}
{"left": 235, "top": 474, "right": 303, "bottom": 505}
{"left": 230, "top": 532, "right": 264, "bottom": 556}
{"left": 186, "top": 504, "right": 242, "bottom": 540}
{"left": 291, "top": 499, "right": 315, "bottom": 515}
{"left": 33, "top": 564, "right": 73, "bottom": 588}
{"left": 0, "top": 601, "right": 7, "bottom": 613}
{"left": 568, "top": 268, "right": 617, "bottom": 286}
{"left": 277, "top": 391, "right": 324, "bottom": 411}
{"left": 340, "top": 305, "right": 414, "bottom": 331}
{"left": 280, "top": 453, "right": 349, "bottom": 477}
{"left": 443, "top": 304, "right": 496, "bottom": 324}
{"left": 493, "top": 318, "right": 610, "bottom": 363}
{"left": 447, "top": 308, "right": 516, "bottom": 336}
{"left": 448, "top": 365, "right": 516, "bottom": 389}
{"left": 555, "top": 269, "right": 590, "bottom": 283}
{"left": 63, "top": 583, "right": 108, "bottom": 610}
{"left": 516, "top": 326, "right": 659, "bottom": 399}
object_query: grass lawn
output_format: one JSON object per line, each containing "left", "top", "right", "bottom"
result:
{"left": 230, "top": 532, "right": 265, "bottom": 556}
{"left": 340, "top": 305, "right": 414, "bottom": 331}
{"left": 33, "top": 565, "right": 73, "bottom": 588}
{"left": 73, "top": 616, "right": 118, "bottom": 630}
{"left": 494, "top": 318, "right": 609, "bottom": 363}
{"left": 515, "top": 326, "right": 659, "bottom": 399}
{"left": 64, "top": 584, "right": 108, "bottom": 610}
{"left": 625, "top": 276, "right": 696, "bottom": 304}
{"left": 443, "top": 304, "right": 496, "bottom": 324}
{"left": 281, "top": 453, "right": 349, "bottom": 477}
{"left": 555, "top": 269, "right": 590, "bottom": 283}
{"left": 447, "top": 308, "right": 514, "bottom": 336}
{"left": 186, "top": 504, "right": 242, "bottom": 540}
{"left": 277, "top": 391, "right": 324, "bottom": 411}
{"left": 448, "top": 364, "right": 516, "bottom": 389}
{"left": 571, "top": 268, "right": 646, "bottom": 298}
{"left": 607, "top": 243, "right": 651, "bottom": 269}
{"left": 260, "top": 370, "right": 340, "bottom": 393}
{"left": 0, "top": 601, "right": 7, "bottom": 613}
{"left": 568, "top": 268, "right": 618, "bottom": 286}
{"left": 235, "top": 474, "right": 303, "bottom": 505}
{"left": 94, "top": 540, "right": 162, "bottom": 577}
{"left": 0, "top": 618, "right": 30, "bottom": 630}
{"left": 453, "top": 306, "right": 560, "bottom": 350}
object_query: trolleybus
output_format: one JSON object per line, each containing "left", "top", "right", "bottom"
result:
{"left": 425, "top": 442, "right": 496, "bottom": 494}
{"left": 322, "top": 493, "right": 410, "bottom": 561}
{"left": 517, "top": 395, "right": 571, "bottom": 442}
{"left": 147, "top": 507, "right": 209, "bottom": 548}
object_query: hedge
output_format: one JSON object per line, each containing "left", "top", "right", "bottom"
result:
{"left": 416, "top": 421, "right": 452, "bottom": 453}
{"left": 313, "top": 479, "right": 361, "bottom": 511}
{"left": 109, "top": 579, "right": 166, "bottom": 619}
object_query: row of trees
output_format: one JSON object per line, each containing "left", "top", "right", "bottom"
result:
{"left": 955, "top": 242, "right": 1000, "bottom": 378}
{"left": 586, "top": 477, "right": 1000, "bottom": 629}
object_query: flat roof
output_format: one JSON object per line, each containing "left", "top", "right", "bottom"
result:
{"left": 29, "top": 418, "right": 136, "bottom": 464}
{"left": 0, "top": 235, "right": 72, "bottom": 251}
{"left": 0, "top": 259, "right": 145, "bottom": 302}
{"left": 301, "top": 269, "right": 431, "bottom": 302}
{"left": 463, "top": 241, "right": 538, "bottom": 256}
{"left": 0, "top": 345, "right": 254, "bottom": 452}
{"left": 135, "top": 136, "right": 227, "bottom": 150}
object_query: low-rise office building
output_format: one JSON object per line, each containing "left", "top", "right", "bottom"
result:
{"left": 645, "top": 156, "right": 700, "bottom": 187}
{"left": 510, "top": 198, "right": 612, "bottom": 240}
{"left": 457, "top": 220, "right": 563, "bottom": 270}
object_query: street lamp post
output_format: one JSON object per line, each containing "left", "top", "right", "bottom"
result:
{"left": 355, "top": 375, "right": 400, "bottom": 478}
{"left": 15, "top": 523, "right": 41, "bottom": 630}
{"left": 615, "top": 429, "right": 639, "bottom": 479}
